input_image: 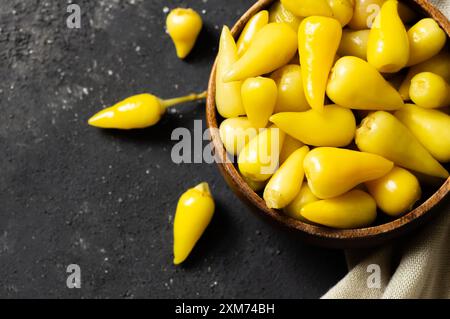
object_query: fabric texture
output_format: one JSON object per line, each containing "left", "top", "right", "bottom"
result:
{"left": 322, "top": 1, "right": 450, "bottom": 299}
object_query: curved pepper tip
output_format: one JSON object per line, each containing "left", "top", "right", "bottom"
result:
{"left": 87, "top": 109, "right": 114, "bottom": 128}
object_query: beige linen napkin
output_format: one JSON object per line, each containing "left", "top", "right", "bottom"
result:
{"left": 323, "top": 0, "right": 450, "bottom": 299}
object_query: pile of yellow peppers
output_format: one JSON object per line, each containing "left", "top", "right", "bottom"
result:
{"left": 217, "top": 0, "right": 450, "bottom": 229}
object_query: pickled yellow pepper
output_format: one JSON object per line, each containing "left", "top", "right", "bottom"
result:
{"left": 241, "top": 77, "right": 277, "bottom": 128}
{"left": 271, "top": 64, "right": 310, "bottom": 113}
{"left": 366, "top": 166, "right": 421, "bottom": 217}
{"left": 270, "top": 105, "right": 356, "bottom": 147}
{"left": 216, "top": 26, "right": 246, "bottom": 118}
{"left": 298, "top": 16, "right": 342, "bottom": 112}
{"left": 367, "top": 0, "right": 409, "bottom": 73}
{"left": 236, "top": 10, "right": 269, "bottom": 57}
{"left": 303, "top": 147, "right": 394, "bottom": 199}
{"left": 224, "top": 23, "right": 298, "bottom": 82}
{"left": 326, "top": 56, "right": 404, "bottom": 110}
{"left": 263, "top": 146, "right": 310, "bottom": 209}
{"left": 407, "top": 18, "right": 446, "bottom": 66}
{"left": 356, "top": 111, "right": 449, "bottom": 178}
{"left": 300, "top": 190, "right": 377, "bottom": 229}
{"left": 88, "top": 92, "right": 206, "bottom": 129}
{"left": 166, "top": 8, "right": 203, "bottom": 59}
{"left": 173, "top": 182, "right": 215, "bottom": 265}
{"left": 238, "top": 126, "right": 285, "bottom": 182}
{"left": 395, "top": 104, "right": 450, "bottom": 163}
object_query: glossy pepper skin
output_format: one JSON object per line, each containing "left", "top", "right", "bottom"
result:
{"left": 279, "top": 135, "right": 304, "bottom": 164}
{"left": 263, "top": 146, "right": 310, "bottom": 209}
{"left": 241, "top": 77, "right": 277, "bottom": 128}
{"left": 300, "top": 190, "right": 377, "bottom": 229}
{"left": 349, "top": 0, "right": 417, "bottom": 30}
{"left": 270, "top": 105, "right": 356, "bottom": 147}
{"left": 326, "top": 56, "right": 404, "bottom": 110}
{"left": 409, "top": 72, "right": 450, "bottom": 109}
{"left": 238, "top": 126, "right": 285, "bottom": 182}
{"left": 271, "top": 64, "right": 310, "bottom": 113}
{"left": 281, "top": 0, "right": 333, "bottom": 19}
{"left": 337, "top": 29, "right": 370, "bottom": 60}
{"left": 224, "top": 23, "right": 298, "bottom": 82}
{"left": 88, "top": 92, "right": 206, "bottom": 129}
{"left": 303, "top": 147, "right": 393, "bottom": 199}
{"left": 298, "top": 16, "right": 342, "bottom": 112}
{"left": 236, "top": 10, "right": 269, "bottom": 57}
{"left": 399, "top": 52, "right": 450, "bottom": 101}
{"left": 166, "top": 8, "right": 202, "bottom": 59}
{"left": 283, "top": 182, "right": 318, "bottom": 221}
{"left": 88, "top": 94, "right": 164, "bottom": 129}
{"left": 219, "top": 117, "right": 258, "bottom": 156}
{"left": 407, "top": 18, "right": 446, "bottom": 67}
{"left": 367, "top": 0, "right": 409, "bottom": 73}
{"left": 269, "top": 1, "right": 303, "bottom": 31}
{"left": 356, "top": 111, "right": 449, "bottom": 179}
{"left": 173, "top": 182, "right": 215, "bottom": 265}
{"left": 215, "top": 26, "right": 246, "bottom": 118}
{"left": 327, "top": 0, "right": 354, "bottom": 26}
{"left": 366, "top": 166, "right": 421, "bottom": 217}
{"left": 395, "top": 104, "right": 450, "bottom": 163}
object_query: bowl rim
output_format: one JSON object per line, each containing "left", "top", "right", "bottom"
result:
{"left": 206, "top": 0, "right": 450, "bottom": 245}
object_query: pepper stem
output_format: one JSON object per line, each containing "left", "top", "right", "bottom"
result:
{"left": 160, "top": 91, "right": 207, "bottom": 109}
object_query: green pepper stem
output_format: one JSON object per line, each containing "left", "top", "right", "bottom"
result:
{"left": 160, "top": 91, "right": 207, "bottom": 109}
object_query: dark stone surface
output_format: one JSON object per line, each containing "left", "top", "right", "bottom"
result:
{"left": 0, "top": 0, "right": 347, "bottom": 298}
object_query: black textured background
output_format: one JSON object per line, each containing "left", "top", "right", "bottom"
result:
{"left": 0, "top": 0, "right": 347, "bottom": 298}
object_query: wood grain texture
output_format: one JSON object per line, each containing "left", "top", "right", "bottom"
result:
{"left": 206, "top": 0, "right": 450, "bottom": 248}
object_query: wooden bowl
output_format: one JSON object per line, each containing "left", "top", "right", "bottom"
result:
{"left": 206, "top": 0, "right": 450, "bottom": 248}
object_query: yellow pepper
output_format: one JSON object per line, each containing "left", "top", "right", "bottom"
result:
{"left": 281, "top": 0, "right": 333, "bottom": 19}
{"left": 284, "top": 0, "right": 354, "bottom": 26}
{"left": 241, "top": 77, "right": 278, "bottom": 128}
{"left": 349, "top": 0, "right": 417, "bottom": 30}
{"left": 300, "top": 190, "right": 377, "bottom": 229}
{"left": 236, "top": 10, "right": 269, "bottom": 57}
{"left": 173, "top": 182, "right": 215, "bottom": 265}
{"left": 166, "top": 8, "right": 202, "bottom": 59}
{"left": 271, "top": 64, "right": 310, "bottom": 113}
{"left": 337, "top": 29, "right": 370, "bottom": 60}
{"left": 223, "top": 23, "right": 298, "bottom": 82}
{"left": 88, "top": 92, "right": 206, "bottom": 129}
{"left": 215, "top": 26, "right": 246, "bottom": 118}
{"left": 283, "top": 182, "right": 318, "bottom": 221}
{"left": 356, "top": 111, "right": 449, "bottom": 178}
{"left": 263, "top": 146, "right": 310, "bottom": 209}
{"left": 395, "top": 104, "right": 450, "bottom": 163}
{"left": 279, "top": 135, "right": 304, "bottom": 164}
{"left": 242, "top": 175, "right": 267, "bottom": 192}
{"left": 409, "top": 72, "right": 450, "bottom": 109}
{"left": 407, "top": 18, "right": 447, "bottom": 67}
{"left": 238, "top": 126, "right": 285, "bottom": 182}
{"left": 367, "top": 0, "right": 409, "bottom": 73}
{"left": 327, "top": 0, "right": 354, "bottom": 26}
{"left": 219, "top": 117, "right": 258, "bottom": 156}
{"left": 269, "top": 1, "right": 303, "bottom": 31}
{"left": 270, "top": 105, "right": 356, "bottom": 147}
{"left": 298, "top": 16, "right": 342, "bottom": 112}
{"left": 366, "top": 166, "right": 421, "bottom": 217}
{"left": 326, "top": 56, "right": 404, "bottom": 110}
{"left": 303, "top": 147, "right": 393, "bottom": 199}
{"left": 399, "top": 52, "right": 450, "bottom": 101}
